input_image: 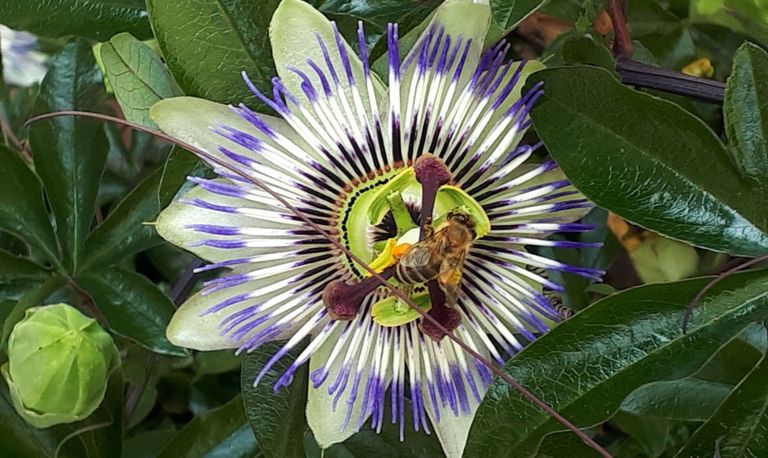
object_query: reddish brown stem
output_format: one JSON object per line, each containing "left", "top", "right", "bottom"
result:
{"left": 607, "top": 0, "right": 634, "bottom": 58}
{"left": 25, "top": 111, "right": 613, "bottom": 458}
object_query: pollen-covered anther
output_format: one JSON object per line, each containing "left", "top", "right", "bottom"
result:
{"left": 415, "top": 154, "right": 452, "bottom": 241}
{"left": 414, "top": 154, "right": 452, "bottom": 188}
{"left": 323, "top": 268, "right": 394, "bottom": 320}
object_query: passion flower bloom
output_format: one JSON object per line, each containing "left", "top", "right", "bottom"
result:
{"left": 0, "top": 24, "right": 47, "bottom": 87}
{"left": 152, "top": 0, "right": 600, "bottom": 455}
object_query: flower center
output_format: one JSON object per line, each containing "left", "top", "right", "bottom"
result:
{"left": 325, "top": 155, "right": 490, "bottom": 340}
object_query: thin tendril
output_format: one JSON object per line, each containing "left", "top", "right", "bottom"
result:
{"left": 25, "top": 110, "right": 613, "bottom": 458}
{"left": 682, "top": 254, "right": 768, "bottom": 334}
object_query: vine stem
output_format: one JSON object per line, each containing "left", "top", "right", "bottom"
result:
{"left": 606, "top": 0, "right": 726, "bottom": 104}
{"left": 25, "top": 111, "right": 613, "bottom": 458}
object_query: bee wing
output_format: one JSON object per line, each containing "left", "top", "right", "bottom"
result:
{"left": 437, "top": 250, "right": 468, "bottom": 306}
{"left": 398, "top": 244, "right": 434, "bottom": 268}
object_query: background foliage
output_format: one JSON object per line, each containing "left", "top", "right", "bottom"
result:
{"left": 0, "top": 0, "right": 766, "bottom": 457}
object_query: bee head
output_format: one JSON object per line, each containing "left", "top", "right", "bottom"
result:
{"left": 446, "top": 209, "right": 477, "bottom": 236}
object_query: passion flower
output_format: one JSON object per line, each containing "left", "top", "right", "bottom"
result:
{"left": 1, "top": 303, "right": 117, "bottom": 428}
{"left": 152, "top": 0, "right": 601, "bottom": 455}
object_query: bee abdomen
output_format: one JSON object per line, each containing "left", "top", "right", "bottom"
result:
{"left": 394, "top": 263, "right": 438, "bottom": 285}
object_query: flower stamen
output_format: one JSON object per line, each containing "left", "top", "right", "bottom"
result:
{"left": 323, "top": 267, "right": 395, "bottom": 320}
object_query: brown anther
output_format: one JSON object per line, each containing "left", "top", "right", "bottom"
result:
{"left": 323, "top": 267, "right": 395, "bottom": 320}
{"left": 419, "top": 281, "right": 461, "bottom": 341}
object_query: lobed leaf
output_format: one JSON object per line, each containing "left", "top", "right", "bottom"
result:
{"left": 99, "top": 33, "right": 183, "bottom": 128}
{"left": 674, "top": 348, "right": 768, "bottom": 457}
{"left": 76, "top": 267, "right": 187, "bottom": 357}
{"left": 157, "top": 395, "right": 258, "bottom": 458}
{"left": 31, "top": 39, "right": 109, "bottom": 274}
{"left": 0, "top": 0, "right": 151, "bottom": 41}
{"left": 724, "top": 42, "right": 768, "bottom": 183}
{"left": 146, "top": 0, "right": 279, "bottom": 107}
{"left": 0, "top": 147, "right": 59, "bottom": 266}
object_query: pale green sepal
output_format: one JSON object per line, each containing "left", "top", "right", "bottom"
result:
{"left": 429, "top": 405, "right": 478, "bottom": 458}
{"left": 150, "top": 96, "right": 304, "bottom": 159}
{"left": 306, "top": 325, "right": 374, "bottom": 448}
{"left": 270, "top": 0, "right": 385, "bottom": 110}
{"left": 167, "top": 264, "right": 308, "bottom": 351}
{"left": 402, "top": 0, "right": 492, "bottom": 91}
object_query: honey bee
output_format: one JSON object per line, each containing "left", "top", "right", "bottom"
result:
{"left": 394, "top": 210, "right": 477, "bottom": 306}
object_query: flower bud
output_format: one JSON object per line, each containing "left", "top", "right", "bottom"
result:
{"left": 1, "top": 303, "right": 117, "bottom": 428}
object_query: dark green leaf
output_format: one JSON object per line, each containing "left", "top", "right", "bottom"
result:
{"left": 465, "top": 270, "right": 768, "bottom": 456}
{"left": 0, "top": 383, "right": 59, "bottom": 457}
{"left": 0, "top": 146, "right": 59, "bottom": 266}
{"left": 82, "top": 149, "right": 197, "bottom": 271}
{"left": 724, "top": 42, "right": 768, "bottom": 182}
{"left": 99, "top": 32, "right": 183, "bottom": 128}
{"left": 610, "top": 412, "right": 679, "bottom": 458}
{"left": 561, "top": 36, "right": 616, "bottom": 72}
{"left": 0, "top": 250, "right": 50, "bottom": 281}
{"left": 620, "top": 378, "right": 731, "bottom": 421}
{"left": 77, "top": 267, "right": 187, "bottom": 356}
{"left": 675, "top": 349, "right": 768, "bottom": 457}
{"left": 0, "top": 0, "right": 151, "bottom": 40}
{"left": 694, "top": 336, "right": 764, "bottom": 385}
{"left": 31, "top": 39, "right": 109, "bottom": 273}
{"left": 146, "top": 0, "right": 278, "bottom": 106}
{"left": 529, "top": 66, "right": 768, "bottom": 256}
{"left": 489, "top": 0, "right": 546, "bottom": 29}
{"left": 241, "top": 342, "right": 306, "bottom": 458}
{"left": 157, "top": 395, "right": 259, "bottom": 458}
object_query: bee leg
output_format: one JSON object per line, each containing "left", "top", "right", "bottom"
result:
{"left": 421, "top": 217, "right": 435, "bottom": 239}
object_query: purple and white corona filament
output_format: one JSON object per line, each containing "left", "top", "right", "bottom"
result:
{"left": 153, "top": 0, "right": 601, "bottom": 455}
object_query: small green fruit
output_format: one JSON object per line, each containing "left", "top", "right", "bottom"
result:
{"left": 1, "top": 303, "right": 117, "bottom": 428}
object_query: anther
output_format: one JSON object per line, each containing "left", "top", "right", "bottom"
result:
{"left": 414, "top": 154, "right": 452, "bottom": 241}
{"left": 323, "top": 267, "right": 394, "bottom": 320}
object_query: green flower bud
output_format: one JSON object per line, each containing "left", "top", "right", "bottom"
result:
{"left": 630, "top": 235, "right": 700, "bottom": 284}
{"left": 1, "top": 303, "right": 117, "bottom": 428}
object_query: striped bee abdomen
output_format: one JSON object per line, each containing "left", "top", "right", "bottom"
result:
{"left": 394, "top": 262, "right": 440, "bottom": 285}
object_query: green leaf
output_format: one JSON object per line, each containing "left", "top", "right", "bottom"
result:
{"left": 99, "top": 33, "right": 183, "bottom": 128}
{"left": 619, "top": 378, "right": 732, "bottom": 421}
{"left": 241, "top": 342, "right": 306, "bottom": 458}
{"left": 82, "top": 149, "right": 197, "bottom": 271}
{"left": 0, "top": 0, "right": 151, "bottom": 41}
{"left": 529, "top": 66, "right": 768, "bottom": 256}
{"left": 561, "top": 36, "right": 616, "bottom": 72}
{"left": 490, "top": 0, "right": 546, "bottom": 29}
{"left": 724, "top": 42, "right": 768, "bottom": 182}
{"left": 0, "top": 250, "right": 50, "bottom": 282}
{"left": 157, "top": 395, "right": 259, "bottom": 458}
{"left": 76, "top": 267, "right": 187, "bottom": 357}
{"left": 146, "top": 0, "right": 278, "bottom": 106}
{"left": 465, "top": 270, "right": 768, "bottom": 456}
{"left": 674, "top": 349, "right": 768, "bottom": 457}
{"left": 31, "top": 39, "right": 109, "bottom": 274}
{"left": 0, "top": 147, "right": 60, "bottom": 266}
{"left": 0, "top": 379, "right": 59, "bottom": 457}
